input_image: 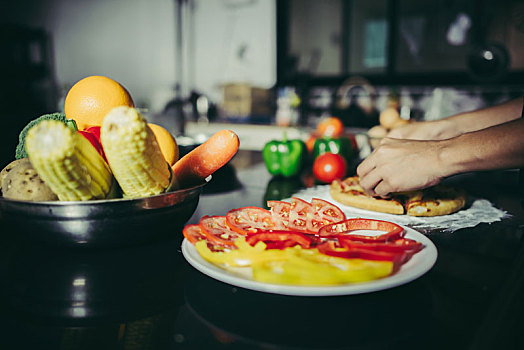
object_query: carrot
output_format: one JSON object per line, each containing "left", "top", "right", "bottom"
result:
{"left": 172, "top": 129, "right": 239, "bottom": 188}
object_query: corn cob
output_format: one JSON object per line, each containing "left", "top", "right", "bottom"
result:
{"left": 101, "top": 106, "right": 172, "bottom": 198}
{"left": 25, "top": 120, "right": 114, "bottom": 201}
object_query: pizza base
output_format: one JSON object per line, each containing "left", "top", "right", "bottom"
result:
{"left": 329, "top": 186, "right": 404, "bottom": 215}
{"left": 405, "top": 186, "right": 466, "bottom": 217}
{"left": 330, "top": 177, "right": 466, "bottom": 217}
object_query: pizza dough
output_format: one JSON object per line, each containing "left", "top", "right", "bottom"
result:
{"left": 330, "top": 176, "right": 466, "bottom": 217}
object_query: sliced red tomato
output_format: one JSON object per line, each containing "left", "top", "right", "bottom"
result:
{"left": 225, "top": 207, "right": 276, "bottom": 235}
{"left": 288, "top": 197, "right": 312, "bottom": 232}
{"left": 318, "top": 218, "right": 405, "bottom": 241}
{"left": 267, "top": 200, "right": 291, "bottom": 230}
{"left": 199, "top": 216, "right": 243, "bottom": 247}
{"left": 182, "top": 224, "right": 207, "bottom": 245}
{"left": 183, "top": 224, "right": 231, "bottom": 251}
{"left": 246, "top": 231, "right": 312, "bottom": 249}
{"left": 307, "top": 198, "right": 346, "bottom": 233}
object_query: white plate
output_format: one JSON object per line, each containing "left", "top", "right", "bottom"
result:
{"left": 182, "top": 225, "right": 437, "bottom": 297}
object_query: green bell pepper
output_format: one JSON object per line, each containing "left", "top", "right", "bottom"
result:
{"left": 312, "top": 136, "right": 353, "bottom": 162}
{"left": 262, "top": 135, "right": 306, "bottom": 178}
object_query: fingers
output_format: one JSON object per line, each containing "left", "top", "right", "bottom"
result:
{"left": 358, "top": 170, "right": 381, "bottom": 196}
{"left": 357, "top": 141, "right": 399, "bottom": 197}
{"left": 357, "top": 157, "right": 391, "bottom": 197}
{"left": 379, "top": 137, "right": 396, "bottom": 145}
{"left": 357, "top": 139, "right": 391, "bottom": 177}
{"left": 359, "top": 170, "right": 394, "bottom": 198}
{"left": 385, "top": 128, "right": 404, "bottom": 139}
{"left": 357, "top": 147, "right": 384, "bottom": 196}
{"left": 356, "top": 155, "right": 374, "bottom": 179}
{"left": 358, "top": 138, "right": 419, "bottom": 197}
{"left": 372, "top": 180, "right": 393, "bottom": 198}
{"left": 357, "top": 137, "right": 443, "bottom": 197}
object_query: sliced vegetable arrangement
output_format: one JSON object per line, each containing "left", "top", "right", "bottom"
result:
{"left": 183, "top": 198, "right": 426, "bottom": 286}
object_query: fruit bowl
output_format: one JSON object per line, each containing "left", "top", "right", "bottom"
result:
{"left": 0, "top": 179, "right": 208, "bottom": 249}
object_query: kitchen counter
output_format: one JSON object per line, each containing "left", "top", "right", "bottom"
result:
{"left": 183, "top": 121, "right": 309, "bottom": 151}
{"left": 0, "top": 150, "right": 523, "bottom": 350}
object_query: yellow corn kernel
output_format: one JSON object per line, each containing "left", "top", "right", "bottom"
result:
{"left": 25, "top": 120, "right": 114, "bottom": 201}
{"left": 101, "top": 106, "right": 171, "bottom": 198}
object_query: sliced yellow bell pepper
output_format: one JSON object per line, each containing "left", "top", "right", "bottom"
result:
{"left": 195, "top": 237, "right": 289, "bottom": 267}
{"left": 196, "top": 238, "right": 393, "bottom": 285}
{"left": 252, "top": 248, "right": 393, "bottom": 285}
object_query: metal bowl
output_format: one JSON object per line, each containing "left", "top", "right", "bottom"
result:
{"left": 0, "top": 180, "right": 208, "bottom": 249}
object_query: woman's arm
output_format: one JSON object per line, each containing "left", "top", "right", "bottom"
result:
{"left": 357, "top": 118, "right": 524, "bottom": 197}
{"left": 441, "top": 117, "right": 524, "bottom": 174}
{"left": 387, "top": 97, "right": 524, "bottom": 140}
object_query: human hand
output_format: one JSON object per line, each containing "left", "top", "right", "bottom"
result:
{"left": 356, "top": 138, "right": 447, "bottom": 197}
{"left": 387, "top": 119, "right": 460, "bottom": 140}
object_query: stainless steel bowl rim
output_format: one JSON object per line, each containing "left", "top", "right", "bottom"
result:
{"left": 0, "top": 178, "right": 209, "bottom": 220}
{"left": 0, "top": 178, "right": 209, "bottom": 206}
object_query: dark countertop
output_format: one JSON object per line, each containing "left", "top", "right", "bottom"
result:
{"left": 0, "top": 151, "right": 523, "bottom": 350}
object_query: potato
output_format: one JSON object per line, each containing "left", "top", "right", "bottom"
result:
{"left": 379, "top": 107, "right": 401, "bottom": 129}
{"left": 368, "top": 125, "right": 388, "bottom": 139}
{"left": 390, "top": 118, "right": 410, "bottom": 129}
{"left": 1, "top": 158, "right": 58, "bottom": 201}
{"left": 0, "top": 158, "right": 27, "bottom": 191}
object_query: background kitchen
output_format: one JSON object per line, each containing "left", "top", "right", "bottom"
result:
{"left": 1, "top": 0, "right": 524, "bottom": 168}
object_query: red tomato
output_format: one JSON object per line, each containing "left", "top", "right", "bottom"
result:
{"left": 267, "top": 198, "right": 346, "bottom": 234}
{"left": 225, "top": 207, "right": 276, "bottom": 235}
{"left": 312, "top": 153, "right": 347, "bottom": 183}
{"left": 199, "top": 216, "right": 243, "bottom": 247}
{"left": 225, "top": 198, "right": 345, "bottom": 238}
{"left": 288, "top": 197, "right": 312, "bottom": 232}
{"left": 267, "top": 200, "right": 291, "bottom": 230}
{"left": 183, "top": 224, "right": 231, "bottom": 251}
{"left": 307, "top": 198, "right": 346, "bottom": 232}
{"left": 182, "top": 224, "right": 207, "bottom": 245}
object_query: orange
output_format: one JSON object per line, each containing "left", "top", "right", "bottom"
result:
{"left": 148, "top": 123, "right": 179, "bottom": 166}
{"left": 316, "top": 117, "right": 344, "bottom": 137}
{"left": 65, "top": 75, "right": 135, "bottom": 130}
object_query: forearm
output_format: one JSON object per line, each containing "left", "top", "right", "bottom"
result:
{"left": 445, "top": 97, "right": 523, "bottom": 134}
{"left": 386, "top": 97, "right": 523, "bottom": 140}
{"left": 439, "top": 118, "right": 524, "bottom": 177}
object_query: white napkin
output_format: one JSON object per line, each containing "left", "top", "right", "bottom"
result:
{"left": 289, "top": 185, "right": 510, "bottom": 233}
